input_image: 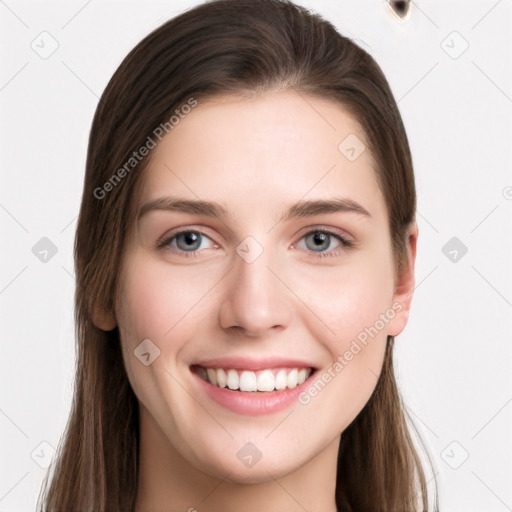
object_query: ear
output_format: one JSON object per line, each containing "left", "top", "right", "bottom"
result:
{"left": 387, "top": 221, "right": 418, "bottom": 337}
{"left": 91, "top": 305, "right": 117, "bottom": 331}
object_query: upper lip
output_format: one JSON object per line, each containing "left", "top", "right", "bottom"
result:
{"left": 192, "top": 356, "right": 317, "bottom": 372}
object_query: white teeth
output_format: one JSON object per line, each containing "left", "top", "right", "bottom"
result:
{"left": 297, "top": 368, "right": 307, "bottom": 385}
{"left": 286, "top": 368, "right": 298, "bottom": 389}
{"left": 239, "top": 371, "right": 257, "bottom": 391}
{"left": 275, "top": 369, "right": 288, "bottom": 390}
{"left": 227, "top": 369, "right": 239, "bottom": 390}
{"left": 256, "top": 369, "right": 274, "bottom": 392}
{"left": 217, "top": 368, "right": 227, "bottom": 388}
{"left": 198, "top": 366, "right": 312, "bottom": 392}
{"left": 206, "top": 368, "right": 217, "bottom": 386}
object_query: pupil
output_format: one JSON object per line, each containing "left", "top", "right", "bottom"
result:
{"left": 178, "top": 232, "right": 200, "bottom": 251}
{"left": 309, "top": 232, "right": 329, "bottom": 251}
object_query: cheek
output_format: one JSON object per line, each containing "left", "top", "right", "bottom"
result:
{"left": 116, "top": 260, "right": 208, "bottom": 410}
{"left": 292, "top": 252, "right": 395, "bottom": 343}
{"left": 117, "top": 258, "right": 216, "bottom": 343}
{"left": 289, "top": 247, "right": 394, "bottom": 414}
{"left": 294, "top": 266, "right": 392, "bottom": 427}
{"left": 116, "top": 257, "right": 224, "bottom": 405}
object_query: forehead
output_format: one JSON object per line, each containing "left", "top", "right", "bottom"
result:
{"left": 137, "top": 90, "right": 386, "bottom": 223}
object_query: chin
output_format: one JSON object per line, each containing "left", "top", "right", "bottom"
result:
{"left": 195, "top": 450, "right": 300, "bottom": 484}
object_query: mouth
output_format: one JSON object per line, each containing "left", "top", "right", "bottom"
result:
{"left": 190, "top": 364, "right": 315, "bottom": 393}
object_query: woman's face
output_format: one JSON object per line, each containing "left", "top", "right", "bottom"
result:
{"left": 107, "top": 90, "right": 416, "bottom": 483}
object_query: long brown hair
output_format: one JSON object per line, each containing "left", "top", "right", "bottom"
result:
{"left": 38, "top": 1, "right": 438, "bottom": 510}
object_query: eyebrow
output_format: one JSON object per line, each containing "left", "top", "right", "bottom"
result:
{"left": 136, "top": 195, "right": 371, "bottom": 223}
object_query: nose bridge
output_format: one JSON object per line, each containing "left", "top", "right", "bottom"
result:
{"left": 218, "top": 237, "right": 291, "bottom": 335}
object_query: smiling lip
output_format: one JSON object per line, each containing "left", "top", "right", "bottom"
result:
{"left": 190, "top": 358, "right": 317, "bottom": 416}
{"left": 192, "top": 356, "right": 316, "bottom": 372}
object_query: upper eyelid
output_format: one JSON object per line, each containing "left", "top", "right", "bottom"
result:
{"left": 294, "top": 225, "right": 353, "bottom": 241}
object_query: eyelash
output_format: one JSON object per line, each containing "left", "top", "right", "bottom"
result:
{"left": 157, "top": 227, "right": 354, "bottom": 259}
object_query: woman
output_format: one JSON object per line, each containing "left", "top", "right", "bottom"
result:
{"left": 38, "top": 0, "right": 438, "bottom": 510}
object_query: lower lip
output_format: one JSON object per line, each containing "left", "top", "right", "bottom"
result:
{"left": 191, "top": 368, "right": 316, "bottom": 416}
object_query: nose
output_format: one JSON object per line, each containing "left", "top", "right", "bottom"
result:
{"left": 218, "top": 245, "right": 292, "bottom": 338}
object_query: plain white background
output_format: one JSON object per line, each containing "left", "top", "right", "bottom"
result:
{"left": 1, "top": 1, "right": 511, "bottom": 510}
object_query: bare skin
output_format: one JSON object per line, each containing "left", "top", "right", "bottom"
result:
{"left": 94, "top": 90, "right": 417, "bottom": 512}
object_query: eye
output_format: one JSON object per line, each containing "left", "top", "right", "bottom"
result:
{"left": 293, "top": 229, "right": 353, "bottom": 258}
{"left": 157, "top": 227, "right": 353, "bottom": 259}
{"left": 157, "top": 229, "right": 217, "bottom": 257}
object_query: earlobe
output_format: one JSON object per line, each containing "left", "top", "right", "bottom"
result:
{"left": 91, "top": 306, "right": 117, "bottom": 331}
{"left": 387, "top": 222, "right": 418, "bottom": 337}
